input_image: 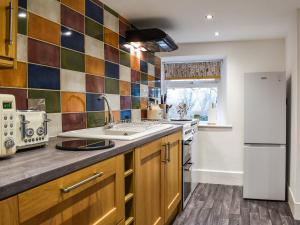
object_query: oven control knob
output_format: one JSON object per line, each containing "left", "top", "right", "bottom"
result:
{"left": 25, "top": 128, "right": 34, "bottom": 137}
{"left": 36, "top": 127, "right": 44, "bottom": 136}
{"left": 4, "top": 138, "right": 15, "bottom": 149}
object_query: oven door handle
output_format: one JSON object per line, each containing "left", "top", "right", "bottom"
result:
{"left": 184, "top": 162, "right": 193, "bottom": 171}
{"left": 184, "top": 139, "right": 193, "bottom": 145}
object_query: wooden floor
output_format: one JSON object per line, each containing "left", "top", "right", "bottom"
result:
{"left": 172, "top": 183, "right": 300, "bottom": 225}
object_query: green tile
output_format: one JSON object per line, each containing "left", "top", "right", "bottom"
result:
{"left": 132, "top": 96, "right": 140, "bottom": 109}
{"left": 85, "top": 17, "right": 103, "bottom": 41}
{"left": 141, "top": 73, "right": 148, "bottom": 85}
{"left": 120, "top": 51, "right": 130, "bottom": 67}
{"left": 61, "top": 48, "right": 85, "bottom": 72}
{"left": 87, "top": 112, "right": 105, "bottom": 128}
{"left": 28, "top": 89, "right": 60, "bottom": 113}
{"left": 18, "top": 8, "right": 27, "bottom": 35}
{"left": 104, "top": 5, "right": 119, "bottom": 17}
{"left": 105, "top": 77, "right": 119, "bottom": 94}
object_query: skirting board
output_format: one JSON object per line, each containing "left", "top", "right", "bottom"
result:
{"left": 192, "top": 169, "right": 243, "bottom": 186}
{"left": 288, "top": 187, "right": 300, "bottom": 220}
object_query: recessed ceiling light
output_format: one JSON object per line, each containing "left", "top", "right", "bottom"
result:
{"left": 214, "top": 31, "right": 220, "bottom": 37}
{"left": 205, "top": 14, "right": 214, "bottom": 20}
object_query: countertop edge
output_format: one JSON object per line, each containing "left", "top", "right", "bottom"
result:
{"left": 0, "top": 125, "right": 182, "bottom": 200}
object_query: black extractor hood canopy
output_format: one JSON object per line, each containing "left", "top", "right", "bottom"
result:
{"left": 125, "top": 28, "right": 178, "bottom": 52}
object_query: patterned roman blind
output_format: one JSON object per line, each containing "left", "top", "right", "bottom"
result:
{"left": 164, "top": 60, "right": 222, "bottom": 80}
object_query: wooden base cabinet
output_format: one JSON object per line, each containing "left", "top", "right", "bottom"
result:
{"left": 135, "top": 131, "right": 182, "bottom": 225}
{"left": 0, "top": 196, "right": 19, "bottom": 225}
{"left": 163, "top": 132, "right": 182, "bottom": 224}
{"left": 135, "top": 139, "right": 165, "bottom": 225}
{"left": 18, "top": 155, "right": 125, "bottom": 225}
{"left": 0, "top": 131, "right": 181, "bottom": 225}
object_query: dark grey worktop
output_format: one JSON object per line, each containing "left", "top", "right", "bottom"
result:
{"left": 0, "top": 125, "right": 182, "bottom": 200}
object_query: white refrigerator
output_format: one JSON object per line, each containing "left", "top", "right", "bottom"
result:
{"left": 243, "top": 72, "right": 286, "bottom": 200}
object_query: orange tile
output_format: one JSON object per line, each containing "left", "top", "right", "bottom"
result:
{"left": 61, "top": 92, "right": 85, "bottom": 112}
{"left": 0, "top": 62, "right": 27, "bottom": 88}
{"left": 28, "top": 13, "right": 60, "bottom": 45}
{"left": 104, "top": 27, "right": 119, "bottom": 48}
{"left": 141, "top": 97, "right": 148, "bottom": 109}
{"left": 85, "top": 55, "right": 104, "bottom": 76}
{"left": 105, "top": 111, "right": 120, "bottom": 122}
{"left": 148, "top": 75, "right": 155, "bottom": 88}
{"left": 119, "top": 81, "right": 131, "bottom": 96}
{"left": 61, "top": 0, "right": 85, "bottom": 14}
{"left": 130, "top": 55, "right": 140, "bottom": 71}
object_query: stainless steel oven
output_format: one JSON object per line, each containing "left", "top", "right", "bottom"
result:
{"left": 163, "top": 119, "right": 199, "bottom": 209}
{"left": 182, "top": 136, "right": 194, "bottom": 208}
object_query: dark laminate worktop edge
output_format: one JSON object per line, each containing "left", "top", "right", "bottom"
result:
{"left": 0, "top": 125, "right": 182, "bottom": 200}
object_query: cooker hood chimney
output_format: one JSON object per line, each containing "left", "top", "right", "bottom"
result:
{"left": 125, "top": 28, "right": 178, "bottom": 52}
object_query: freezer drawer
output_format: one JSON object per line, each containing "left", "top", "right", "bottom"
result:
{"left": 243, "top": 144, "right": 286, "bottom": 200}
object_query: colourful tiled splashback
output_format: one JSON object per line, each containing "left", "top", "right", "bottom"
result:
{"left": 0, "top": 0, "right": 162, "bottom": 137}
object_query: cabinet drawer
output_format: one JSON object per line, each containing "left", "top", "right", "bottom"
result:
{"left": 18, "top": 156, "right": 123, "bottom": 224}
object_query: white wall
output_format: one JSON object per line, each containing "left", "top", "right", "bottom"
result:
{"left": 286, "top": 9, "right": 300, "bottom": 220}
{"left": 158, "top": 39, "right": 285, "bottom": 185}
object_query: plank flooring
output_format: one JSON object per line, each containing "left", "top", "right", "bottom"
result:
{"left": 172, "top": 183, "right": 300, "bottom": 225}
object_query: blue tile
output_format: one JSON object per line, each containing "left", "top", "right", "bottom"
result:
{"left": 140, "top": 60, "right": 148, "bottom": 73}
{"left": 131, "top": 83, "right": 140, "bottom": 96}
{"left": 121, "top": 110, "right": 131, "bottom": 120}
{"left": 86, "top": 93, "right": 104, "bottom": 111}
{"left": 86, "top": 0, "right": 103, "bottom": 24}
{"left": 61, "top": 26, "right": 84, "bottom": 52}
{"left": 28, "top": 64, "right": 60, "bottom": 90}
{"left": 105, "top": 61, "right": 119, "bottom": 79}
{"left": 18, "top": 0, "right": 27, "bottom": 9}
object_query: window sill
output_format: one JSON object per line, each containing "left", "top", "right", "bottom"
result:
{"left": 198, "top": 122, "right": 233, "bottom": 129}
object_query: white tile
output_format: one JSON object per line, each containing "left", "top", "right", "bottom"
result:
{"left": 131, "top": 109, "right": 141, "bottom": 122}
{"left": 148, "top": 63, "right": 155, "bottom": 76}
{"left": 104, "top": 10, "right": 119, "bottom": 33}
{"left": 140, "top": 84, "right": 149, "bottom": 97}
{"left": 61, "top": 69, "right": 86, "bottom": 92}
{"left": 17, "top": 34, "right": 27, "bottom": 62}
{"left": 85, "top": 36, "right": 104, "bottom": 59}
{"left": 105, "top": 94, "right": 120, "bottom": 111}
{"left": 119, "top": 65, "right": 131, "bottom": 82}
{"left": 28, "top": 0, "right": 60, "bottom": 23}
{"left": 47, "top": 113, "right": 62, "bottom": 137}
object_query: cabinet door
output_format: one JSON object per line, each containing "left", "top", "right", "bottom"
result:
{"left": 0, "top": 196, "right": 19, "bottom": 225}
{"left": 135, "top": 139, "right": 165, "bottom": 225}
{"left": 18, "top": 155, "right": 124, "bottom": 225}
{"left": 164, "top": 132, "right": 182, "bottom": 224}
{"left": 0, "top": 0, "right": 17, "bottom": 67}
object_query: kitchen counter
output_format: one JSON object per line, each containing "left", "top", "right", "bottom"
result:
{"left": 0, "top": 125, "right": 182, "bottom": 200}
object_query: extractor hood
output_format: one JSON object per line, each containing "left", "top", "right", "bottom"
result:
{"left": 125, "top": 28, "right": 178, "bottom": 52}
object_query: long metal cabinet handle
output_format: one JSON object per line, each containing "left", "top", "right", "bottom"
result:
{"left": 162, "top": 144, "right": 168, "bottom": 163}
{"left": 61, "top": 172, "right": 103, "bottom": 193}
{"left": 6, "top": 1, "right": 13, "bottom": 45}
{"left": 167, "top": 143, "right": 171, "bottom": 162}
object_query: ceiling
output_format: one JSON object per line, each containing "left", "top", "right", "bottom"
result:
{"left": 101, "top": 0, "right": 300, "bottom": 43}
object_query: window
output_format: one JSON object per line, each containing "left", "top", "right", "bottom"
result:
{"left": 165, "top": 80, "right": 218, "bottom": 121}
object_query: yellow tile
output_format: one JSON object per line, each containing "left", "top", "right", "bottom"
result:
{"left": 61, "top": 92, "right": 85, "bottom": 112}
{"left": 0, "top": 62, "right": 27, "bottom": 88}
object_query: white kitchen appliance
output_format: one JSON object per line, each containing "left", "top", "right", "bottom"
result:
{"left": 16, "top": 110, "right": 50, "bottom": 150}
{"left": 0, "top": 94, "right": 17, "bottom": 157}
{"left": 243, "top": 72, "right": 286, "bottom": 200}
